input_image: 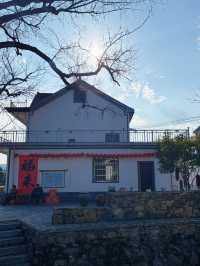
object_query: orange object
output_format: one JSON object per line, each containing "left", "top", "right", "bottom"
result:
{"left": 45, "top": 189, "right": 60, "bottom": 205}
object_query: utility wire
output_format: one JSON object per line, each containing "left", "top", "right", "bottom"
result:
{"left": 142, "top": 116, "right": 200, "bottom": 129}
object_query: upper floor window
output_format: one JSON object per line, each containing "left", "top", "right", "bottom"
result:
{"left": 93, "top": 159, "right": 119, "bottom": 183}
{"left": 73, "top": 89, "right": 87, "bottom": 103}
{"left": 105, "top": 133, "right": 120, "bottom": 143}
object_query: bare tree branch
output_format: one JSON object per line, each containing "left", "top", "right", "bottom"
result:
{"left": 0, "top": 50, "right": 40, "bottom": 98}
{"left": 0, "top": 0, "right": 153, "bottom": 98}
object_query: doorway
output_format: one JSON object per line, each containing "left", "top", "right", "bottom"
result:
{"left": 138, "top": 161, "right": 155, "bottom": 192}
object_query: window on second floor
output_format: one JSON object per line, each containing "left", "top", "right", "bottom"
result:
{"left": 73, "top": 89, "right": 87, "bottom": 103}
{"left": 105, "top": 133, "right": 120, "bottom": 143}
{"left": 68, "top": 138, "right": 76, "bottom": 143}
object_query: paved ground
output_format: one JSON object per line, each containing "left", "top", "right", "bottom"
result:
{"left": 0, "top": 204, "right": 79, "bottom": 228}
{"left": 1, "top": 204, "right": 200, "bottom": 233}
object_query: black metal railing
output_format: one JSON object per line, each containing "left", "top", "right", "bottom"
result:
{"left": 0, "top": 128, "right": 190, "bottom": 144}
{"left": 129, "top": 129, "right": 189, "bottom": 143}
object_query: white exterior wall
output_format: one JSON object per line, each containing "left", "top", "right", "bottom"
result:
{"left": 28, "top": 89, "right": 128, "bottom": 142}
{"left": 9, "top": 148, "right": 172, "bottom": 192}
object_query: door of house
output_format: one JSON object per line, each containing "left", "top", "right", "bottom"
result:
{"left": 138, "top": 161, "right": 155, "bottom": 192}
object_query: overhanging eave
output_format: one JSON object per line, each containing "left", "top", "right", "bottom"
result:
{"left": 5, "top": 107, "right": 30, "bottom": 125}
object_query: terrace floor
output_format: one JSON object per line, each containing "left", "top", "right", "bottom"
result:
{"left": 1, "top": 204, "right": 200, "bottom": 233}
{"left": 0, "top": 203, "right": 81, "bottom": 229}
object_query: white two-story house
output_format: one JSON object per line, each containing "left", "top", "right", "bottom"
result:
{"left": 0, "top": 80, "right": 189, "bottom": 196}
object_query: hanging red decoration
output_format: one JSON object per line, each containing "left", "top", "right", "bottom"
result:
{"left": 18, "top": 156, "right": 38, "bottom": 194}
{"left": 15, "top": 152, "right": 157, "bottom": 159}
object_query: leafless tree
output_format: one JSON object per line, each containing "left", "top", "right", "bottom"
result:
{"left": 0, "top": 0, "right": 152, "bottom": 98}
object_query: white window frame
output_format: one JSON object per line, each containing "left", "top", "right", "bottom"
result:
{"left": 93, "top": 158, "right": 119, "bottom": 183}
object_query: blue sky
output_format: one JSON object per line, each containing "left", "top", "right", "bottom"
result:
{"left": 45, "top": 0, "right": 200, "bottom": 130}
{"left": 1, "top": 0, "right": 200, "bottom": 163}
{"left": 72, "top": 0, "right": 200, "bottom": 130}
{"left": 128, "top": 0, "right": 200, "bottom": 129}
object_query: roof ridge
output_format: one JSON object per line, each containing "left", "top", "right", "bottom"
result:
{"left": 30, "top": 80, "right": 134, "bottom": 119}
{"left": 77, "top": 80, "right": 134, "bottom": 113}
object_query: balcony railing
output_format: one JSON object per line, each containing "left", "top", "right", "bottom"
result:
{"left": 0, "top": 129, "right": 189, "bottom": 144}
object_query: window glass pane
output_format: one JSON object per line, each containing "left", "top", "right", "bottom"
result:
{"left": 93, "top": 159, "right": 119, "bottom": 182}
{"left": 105, "top": 133, "right": 120, "bottom": 143}
{"left": 41, "top": 171, "right": 65, "bottom": 188}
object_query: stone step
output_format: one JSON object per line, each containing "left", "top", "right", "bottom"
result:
{"left": 0, "top": 236, "right": 25, "bottom": 247}
{"left": 0, "top": 254, "right": 29, "bottom": 265}
{"left": 0, "top": 229, "right": 22, "bottom": 239}
{"left": 0, "top": 244, "right": 27, "bottom": 257}
{"left": 0, "top": 220, "right": 30, "bottom": 264}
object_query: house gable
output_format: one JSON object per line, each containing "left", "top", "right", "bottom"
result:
{"left": 5, "top": 80, "right": 134, "bottom": 130}
{"left": 28, "top": 80, "right": 134, "bottom": 142}
{"left": 30, "top": 80, "right": 134, "bottom": 119}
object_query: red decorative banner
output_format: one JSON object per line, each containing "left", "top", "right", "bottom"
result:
{"left": 16, "top": 152, "right": 157, "bottom": 160}
{"left": 18, "top": 156, "right": 38, "bottom": 194}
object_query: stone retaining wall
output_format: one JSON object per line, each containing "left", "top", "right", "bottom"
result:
{"left": 52, "top": 207, "right": 109, "bottom": 225}
{"left": 24, "top": 218, "right": 200, "bottom": 266}
{"left": 23, "top": 192, "right": 200, "bottom": 265}
{"left": 106, "top": 192, "right": 200, "bottom": 219}
{"left": 53, "top": 192, "right": 200, "bottom": 225}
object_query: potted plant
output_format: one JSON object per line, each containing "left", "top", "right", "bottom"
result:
{"left": 95, "top": 194, "right": 106, "bottom": 207}
{"left": 79, "top": 193, "right": 89, "bottom": 207}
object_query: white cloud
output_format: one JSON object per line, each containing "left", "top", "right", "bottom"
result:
{"left": 130, "top": 114, "right": 150, "bottom": 128}
{"left": 131, "top": 82, "right": 167, "bottom": 104}
{"left": 131, "top": 82, "right": 142, "bottom": 98}
{"left": 142, "top": 84, "right": 167, "bottom": 104}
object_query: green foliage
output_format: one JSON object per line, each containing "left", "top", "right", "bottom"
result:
{"left": 192, "top": 136, "right": 200, "bottom": 167}
{"left": 158, "top": 135, "right": 200, "bottom": 190}
{"left": 158, "top": 136, "right": 178, "bottom": 174}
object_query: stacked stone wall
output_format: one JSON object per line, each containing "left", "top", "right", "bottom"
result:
{"left": 53, "top": 192, "right": 200, "bottom": 225}
{"left": 23, "top": 192, "right": 200, "bottom": 266}
{"left": 24, "top": 219, "right": 200, "bottom": 266}
{"left": 106, "top": 191, "right": 200, "bottom": 219}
